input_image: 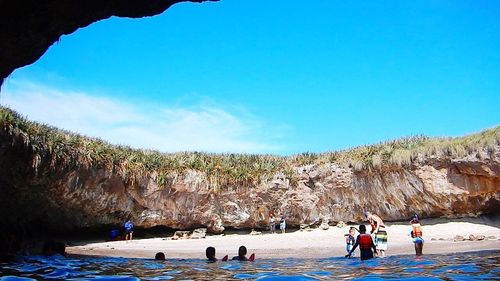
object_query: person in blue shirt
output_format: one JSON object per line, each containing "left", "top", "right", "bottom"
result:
{"left": 124, "top": 219, "right": 134, "bottom": 241}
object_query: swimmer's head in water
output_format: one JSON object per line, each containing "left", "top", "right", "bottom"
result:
{"left": 206, "top": 246, "right": 216, "bottom": 259}
{"left": 238, "top": 245, "right": 247, "bottom": 257}
{"left": 155, "top": 252, "right": 165, "bottom": 261}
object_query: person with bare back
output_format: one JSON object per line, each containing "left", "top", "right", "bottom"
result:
{"left": 365, "top": 211, "right": 387, "bottom": 257}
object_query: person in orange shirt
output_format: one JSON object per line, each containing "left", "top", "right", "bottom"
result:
{"left": 410, "top": 215, "right": 424, "bottom": 255}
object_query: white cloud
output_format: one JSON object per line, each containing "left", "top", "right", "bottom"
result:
{"left": 0, "top": 80, "right": 285, "bottom": 154}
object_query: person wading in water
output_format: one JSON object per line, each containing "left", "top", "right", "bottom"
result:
{"left": 365, "top": 211, "right": 388, "bottom": 257}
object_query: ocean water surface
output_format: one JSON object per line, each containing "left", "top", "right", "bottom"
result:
{"left": 0, "top": 250, "right": 498, "bottom": 280}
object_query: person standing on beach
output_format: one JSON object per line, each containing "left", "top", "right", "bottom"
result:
{"left": 279, "top": 213, "right": 286, "bottom": 234}
{"left": 345, "top": 225, "right": 377, "bottom": 260}
{"left": 269, "top": 212, "right": 276, "bottom": 234}
{"left": 365, "top": 211, "right": 387, "bottom": 257}
{"left": 410, "top": 215, "right": 424, "bottom": 255}
{"left": 124, "top": 219, "right": 134, "bottom": 241}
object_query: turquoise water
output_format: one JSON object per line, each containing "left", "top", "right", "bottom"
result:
{"left": 0, "top": 250, "right": 499, "bottom": 280}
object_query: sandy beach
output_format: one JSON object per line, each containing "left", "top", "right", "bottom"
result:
{"left": 67, "top": 217, "right": 500, "bottom": 260}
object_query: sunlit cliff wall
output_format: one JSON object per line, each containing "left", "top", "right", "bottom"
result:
{"left": 1, "top": 108, "right": 498, "bottom": 234}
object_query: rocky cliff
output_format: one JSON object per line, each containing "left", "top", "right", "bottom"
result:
{"left": 0, "top": 0, "right": 215, "bottom": 85}
{"left": 1, "top": 107, "right": 499, "bottom": 235}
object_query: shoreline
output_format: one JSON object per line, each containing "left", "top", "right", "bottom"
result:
{"left": 66, "top": 218, "right": 500, "bottom": 260}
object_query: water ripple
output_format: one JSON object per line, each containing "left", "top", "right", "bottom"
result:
{"left": 0, "top": 250, "right": 498, "bottom": 280}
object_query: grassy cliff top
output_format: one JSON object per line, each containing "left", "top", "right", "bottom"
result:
{"left": 1, "top": 106, "right": 499, "bottom": 188}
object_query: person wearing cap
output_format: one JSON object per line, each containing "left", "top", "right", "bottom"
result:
{"left": 410, "top": 215, "right": 424, "bottom": 255}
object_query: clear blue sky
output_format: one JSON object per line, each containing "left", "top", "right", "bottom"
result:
{"left": 1, "top": 0, "right": 499, "bottom": 155}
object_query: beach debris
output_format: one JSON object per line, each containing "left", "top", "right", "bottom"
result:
{"left": 190, "top": 228, "right": 207, "bottom": 239}
{"left": 300, "top": 224, "right": 313, "bottom": 232}
{"left": 320, "top": 223, "right": 329, "bottom": 230}
{"left": 336, "top": 221, "right": 346, "bottom": 228}
{"left": 451, "top": 234, "right": 489, "bottom": 242}
{"left": 487, "top": 235, "right": 496, "bottom": 240}
{"left": 171, "top": 231, "right": 191, "bottom": 240}
{"left": 170, "top": 229, "right": 207, "bottom": 240}
{"left": 320, "top": 219, "right": 330, "bottom": 230}
{"left": 469, "top": 234, "right": 485, "bottom": 241}
{"left": 250, "top": 229, "right": 262, "bottom": 235}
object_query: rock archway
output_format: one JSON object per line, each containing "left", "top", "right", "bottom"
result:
{"left": 0, "top": 0, "right": 216, "bottom": 86}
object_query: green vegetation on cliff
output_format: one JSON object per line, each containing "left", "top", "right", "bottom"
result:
{"left": 1, "top": 106, "right": 499, "bottom": 189}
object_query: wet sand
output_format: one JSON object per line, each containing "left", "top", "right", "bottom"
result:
{"left": 67, "top": 218, "right": 500, "bottom": 259}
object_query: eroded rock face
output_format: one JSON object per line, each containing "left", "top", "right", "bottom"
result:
{"left": 1, "top": 128, "right": 498, "bottom": 234}
{"left": 0, "top": 0, "right": 215, "bottom": 84}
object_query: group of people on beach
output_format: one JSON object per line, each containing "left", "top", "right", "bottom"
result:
{"left": 345, "top": 211, "right": 424, "bottom": 260}
{"left": 268, "top": 211, "right": 286, "bottom": 234}
{"left": 108, "top": 219, "right": 134, "bottom": 242}
{"left": 123, "top": 217, "right": 258, "bottom": 263}
{"left": 151, "top": 211, "right": 423, "bottom": 262}
{"left": 116, "top": 211, "right": 423, "bottom": 263}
